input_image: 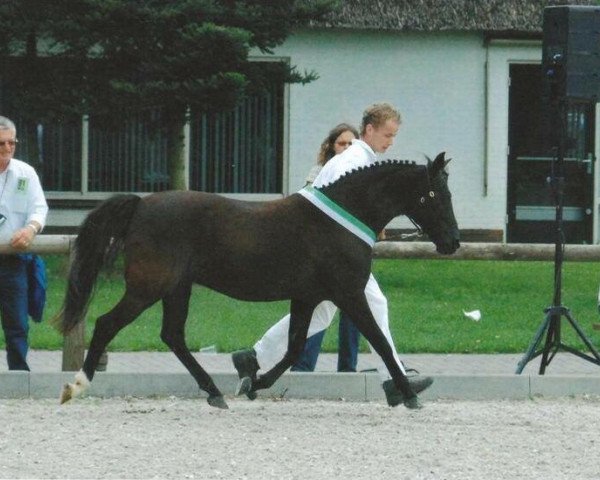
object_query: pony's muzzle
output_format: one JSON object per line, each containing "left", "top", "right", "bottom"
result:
{"left": 436, "top": 227, "right": 460, "bottom": 255}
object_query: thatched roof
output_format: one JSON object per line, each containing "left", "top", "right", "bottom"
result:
{"left": 317, "top": 0, "right": 598, "bottom": 33}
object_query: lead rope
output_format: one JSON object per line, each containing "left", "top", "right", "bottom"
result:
{"left": 378, "top": 217, "right": 423, "bottom": 242}
{"left": 399, "top": 217, "right": 424, "bottom": 239}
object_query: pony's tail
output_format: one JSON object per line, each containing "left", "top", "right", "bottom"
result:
{"left": 57, "top": 194, "right": 141, "bottom": 334}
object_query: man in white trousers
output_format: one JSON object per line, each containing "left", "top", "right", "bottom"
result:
{"left": 233, "top": 103, "right": 433, "bottom": 407}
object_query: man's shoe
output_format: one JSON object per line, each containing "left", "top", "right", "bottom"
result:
{"left": 96, "top": 351, "right": 108, "bottom": 372}
{"left": 232, "top": 349, "right": 259, "bottom": 400}
{"left": 382, "top": 376, "right": 433, "bottom": 408}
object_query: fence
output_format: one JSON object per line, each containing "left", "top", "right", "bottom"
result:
{"left": 6, "top": 235, "right": 600, "bottom": 371}
{"left": 7, "top": 235, "right": 600, "bottom": 260}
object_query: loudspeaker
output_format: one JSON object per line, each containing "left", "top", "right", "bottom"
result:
{"left": 543, "top": 6, "right": 600, "bottom": 102}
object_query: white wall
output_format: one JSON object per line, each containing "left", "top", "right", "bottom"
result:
{"left": 257, "top": 29, "right": 543, "bottom": 235}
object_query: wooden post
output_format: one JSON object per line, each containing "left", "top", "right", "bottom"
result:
{"left": 61, "top": 236, "right": 85, "bottom": 371}
{"left": 62, "top": 320, "right": 85, "bottom": 371}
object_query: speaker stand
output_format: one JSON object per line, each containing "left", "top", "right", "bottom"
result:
{"left": 515, "top": 91, "right": 600, "bottom": 374}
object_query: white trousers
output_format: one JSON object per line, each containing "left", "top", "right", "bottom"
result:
{"left": 253, "top": 273, "right": 406, "bottom": 382}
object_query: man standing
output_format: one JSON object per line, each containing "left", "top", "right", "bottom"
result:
{"left": 233, "top": 103, "right": 432, "bottom": 407}
{"left": 0, "top": 116, "right": 48, "bottom": 370}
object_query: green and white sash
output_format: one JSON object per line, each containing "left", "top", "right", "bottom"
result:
{"left": 298, "top": 185, "right": 376, "bottom": 247}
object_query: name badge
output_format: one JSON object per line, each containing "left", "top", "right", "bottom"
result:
{"left": 16, "top": 177, "right": 28, "bottom": 194}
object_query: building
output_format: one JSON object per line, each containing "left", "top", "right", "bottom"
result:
{"left": 274, "top": 0, "right": 599, "bottom": 243}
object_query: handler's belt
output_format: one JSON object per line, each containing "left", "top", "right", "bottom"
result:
{"left": 298, "top": 186, "right": 376, "bottom": 247}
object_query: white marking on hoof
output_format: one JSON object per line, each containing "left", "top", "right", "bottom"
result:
{"left": 60, "top": 370, "right": 90, "bottom": 404}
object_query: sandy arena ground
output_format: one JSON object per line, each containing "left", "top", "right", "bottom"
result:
{"left": 0, "top": 395, "right": 598, "bottom": 479}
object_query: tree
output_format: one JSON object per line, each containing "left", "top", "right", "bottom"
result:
{"left": 0, "top": 0, "right": 337, "bottom": 189}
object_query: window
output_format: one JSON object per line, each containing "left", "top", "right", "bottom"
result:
{"left": 189, "top": 82, "right": 284, "bottom": 193}
{"left": 0, "top": 64, "right": 285, "bottom": 196}
{"left": 87, "top": 110, "right": 169, "bottom": 193}
{"left": 9, "top": 119, "right": 82, "bottom": 192}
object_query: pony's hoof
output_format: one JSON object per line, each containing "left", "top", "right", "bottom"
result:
{"left": 59, "top": 383, "right": 73, "bottom": 404}
{"left": 59, "top": 370, "right": 90, "bottom": 405}
{"left": 404, "top": 396, "right": 423, "bottom": 410}
{"left": 235, "top": 376, "right": 251, "bottom": 396}
{"left": 207, "top": 395, "right": 229, "bottom": 409}
{"left": 235, "top": 376, "right": 257, "bottom": 400}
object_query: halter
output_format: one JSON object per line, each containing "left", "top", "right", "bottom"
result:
{"left": 399, "top": 167, "right": 436, "bottom": 240}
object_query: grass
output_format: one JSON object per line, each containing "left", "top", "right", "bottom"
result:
{"left": 10, "top": 254, "right": 600, "bottom": 354}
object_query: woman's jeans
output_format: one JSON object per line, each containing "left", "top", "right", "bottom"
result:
{"left": 291, "top": 311, "right": 360, "bottom": 372}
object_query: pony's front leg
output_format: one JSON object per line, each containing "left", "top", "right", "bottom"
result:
{"left": 251, "top": 300, "right": 315, "bottom": 393}
{"left": 160, "top": 282, "right": 228, "bottom": 409}
{"left": 339, "top": 294, "right": 421, "bottom": 409}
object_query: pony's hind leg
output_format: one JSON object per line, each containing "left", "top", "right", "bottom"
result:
{"left": 160, "top": 281, "right": 227, "bottom": 409}
{"left": 60, "top": 292, "right": 155, "bottom": 404}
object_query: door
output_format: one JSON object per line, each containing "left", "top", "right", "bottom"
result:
{"left": 507, "top": 64, "right": 595, "bottom": 244}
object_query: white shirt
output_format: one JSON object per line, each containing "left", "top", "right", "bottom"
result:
{"left": 312, "top": 139, "right": 376, "bottom": 188}
{"left": 304, "top": 164, "right": 322, "bottom": 185}
{"left": 0, "top": 158, "right": 48, "bottom": 243}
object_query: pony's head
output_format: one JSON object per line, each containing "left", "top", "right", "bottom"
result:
{"left": 405, "top": 152, "right": 460, "bottom": 255}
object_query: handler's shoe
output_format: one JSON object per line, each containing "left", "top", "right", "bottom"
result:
{"left": 96, "top": 350, "right": 108, "bottom": 372}
{"left": 232, "top": 349, "right": 259, "bottom": 400}
{"left": 382, "top": 376, "right": 433, "bottom": 408}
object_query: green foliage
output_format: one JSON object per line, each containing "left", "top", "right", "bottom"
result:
{"left": 0, "top": 0, "right": 339, "bottom": 190}
{"left": 18, "top": 255, "right": 600, "bottom": 354}
{"left": 0, "top": 0, "right": 338, "bottom": 120}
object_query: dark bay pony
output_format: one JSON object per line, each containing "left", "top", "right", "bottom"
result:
{"left": 58, "top": 152, "right": 459, "bottom": 409}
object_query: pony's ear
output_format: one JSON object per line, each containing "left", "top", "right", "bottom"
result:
{"left": 430, "top": 152, "right": 447, "bottom": 174}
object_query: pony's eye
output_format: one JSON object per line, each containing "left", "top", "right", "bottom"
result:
{"left": 420, "top": 197, "right": 426, "bottom": 204}
{"left": 429, "top": 191, "right": 435, "bottom": 198}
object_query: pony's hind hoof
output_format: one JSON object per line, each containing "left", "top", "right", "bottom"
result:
{"left": 59, "top": 370, "right": 90, "bottom": 405}
{"left": 59, "top": 383, "right": 73, "bottom": 404}
{"left": 404, "top": 396, "right": 423, "bottom": 410}
{"left": 207, "top": 395, "right": 229, "bottom": 409}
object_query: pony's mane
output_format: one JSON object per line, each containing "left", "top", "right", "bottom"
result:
{"left": 319, "top": 159, "right": 421, "bottom": 190}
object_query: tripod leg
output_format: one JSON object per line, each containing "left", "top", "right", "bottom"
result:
{"left": 515, "top": 312, "right": 552, "bottom": 374}
{"left": 539, "top": 315, "right": 560, "bottom": 374}
{"left": 564, "top": 310, "right": 600, "bottom": 364}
